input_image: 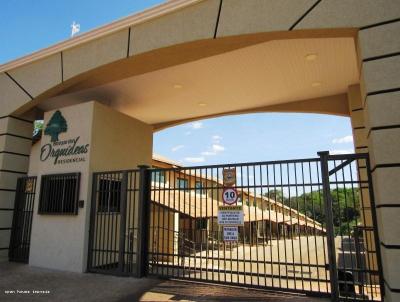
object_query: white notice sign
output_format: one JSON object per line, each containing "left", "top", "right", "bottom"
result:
{"left": 218, "top": 206, "right": 244, "bottom": 226}
{"left": 223, "top": 226, "right": 238, "bottom": 241}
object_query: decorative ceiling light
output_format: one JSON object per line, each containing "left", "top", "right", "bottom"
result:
{"left": 311, "top": 82, "right": 322, "bottom": 87}
{"left": 305, "top": 53, "right": 318, "bottom": 61}
{"left": 198, "top": 102, "right": 207, "bottom": 107}
{"left": 173, "top": 84, "right": 183, "bottom": 89}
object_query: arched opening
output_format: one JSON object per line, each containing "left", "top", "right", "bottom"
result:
{"left": 143, "top": 112, "right": 379, "bottom": 299}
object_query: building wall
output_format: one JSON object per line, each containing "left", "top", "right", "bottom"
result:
{"left": 89, "top": 102, "right": 153, "bottom": 270}
{"left": 29, "top": 102, "right": 93, "bottom": 272}
{"left": 149, "top": 204, "right": 175, "bottom": 262}
{"left": 28, "top": 101, "right": 152, "bottom": 272}
{"left": 90, "top": 102, "right": 153, "bottom": 172}
{"left": 357, "top": 23, "right": 400, "bottom": 301}
{"left": 28, "top": 142, "right": 40, "bottom": 175}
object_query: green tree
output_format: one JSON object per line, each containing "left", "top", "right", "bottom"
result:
{"left": 44, "top": 110, "right": 67, "bottom": 142}
{"left": 263, "top": 189, "right": 287, "bottom": 203}
{"left": 34, "top": 120, "right": 43, "bottom": 132}
{"left": 265, "top": 188, "right": 361, "bottom": 236}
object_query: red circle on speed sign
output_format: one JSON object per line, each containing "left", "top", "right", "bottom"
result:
{"left": 222, "top": 188, "right": 238, "bottom": 205}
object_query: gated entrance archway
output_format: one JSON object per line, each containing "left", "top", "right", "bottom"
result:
{"left": 87, "top": 152, "right": 383, "bottom": 301}
{"left": 1, "top": 1, "right": 398, "bottom": 300}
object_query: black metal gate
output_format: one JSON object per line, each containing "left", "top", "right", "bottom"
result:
{"left": 87, "top": 167, "right": 150, "bottom": 276}
{"left": 320, "top": 152, "right": 383, "bottom": 301}
{"left": 9, "top": 176, "right": 37, "bottom": 263}
{"left": 87, "top": 152, "right": 383, "bottom": 301}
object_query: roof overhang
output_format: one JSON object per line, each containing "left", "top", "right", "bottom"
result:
{"left": 0, "top": 0, "right": 360, "bottom": 127}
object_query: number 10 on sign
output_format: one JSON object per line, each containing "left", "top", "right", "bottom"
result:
{"left": 222, "top": 188, "right": 238, "bottom": 205}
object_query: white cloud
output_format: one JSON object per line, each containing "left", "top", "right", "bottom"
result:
{"left": 212, "top": 135, "right": 222, "bottom": 143}
{"left": 171, "top": 145, "right": 184, "bottom": 152}
{"left": 201, "top": 151, "right": 216, "bottom": 156}
{"left": 201, "top": 144, "right": 225, "bottom": 156}
{"left": 184, "top": 156, "right": 205, "bottom": 163}
{"left": 212, "top": 144, "right": 225, "bottom": 152}
{"left": 71, "top": 21, "right": 80, "bottom": 37}
{"left": 332, "top": 135, "right": 353, "bottom": 144}
{"left": 190, "top": 121, "right": 203, "bottom": 129}
{"left": 330, "top": 149, "right": 354, "bottom": 155}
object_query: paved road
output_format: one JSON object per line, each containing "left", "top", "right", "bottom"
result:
{"left": 155, "top": 236, "right": 330, "bottom": 293}
{"left": 0, "top": 262, "right": 329, "bottom": 302}
{"left": 151, "top": 236, "right": 380, "bottom": 300}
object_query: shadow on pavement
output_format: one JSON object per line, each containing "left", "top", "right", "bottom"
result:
{"left": 135, "top": 279, "right": 329, "bottom": 302}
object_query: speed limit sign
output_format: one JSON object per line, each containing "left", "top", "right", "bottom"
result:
{"left": 222, "top": 188, "right": 238, "bottom": 205}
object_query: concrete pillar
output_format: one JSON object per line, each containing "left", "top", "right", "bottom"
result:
{"left": 0, "top": 116, "right": 33, "bottom": 261}
{"left": 358, "top": 20, "right": 400, "bottom": 302}
{"left": 348, "top": 85, "right": 379, "bottom": 289}
{"left": 348, "top": 84, "right": 368, "bottom": 154}
{"left": 348, "top": 85, "right": 373, "bottom": 221}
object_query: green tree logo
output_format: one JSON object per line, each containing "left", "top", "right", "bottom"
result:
{"left": 44, "top": 110, "right": 68, "bottom": 142}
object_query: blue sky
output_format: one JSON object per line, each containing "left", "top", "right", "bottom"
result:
{"left": 1, "top": 0, "right": 354, "bottom": 165}
{"left": 0, "top": 0, "right": 164, "bottom": 64}
{"left": 154, "top": 113, "right": 354, "bottom": 165}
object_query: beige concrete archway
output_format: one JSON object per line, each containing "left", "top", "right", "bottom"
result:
{"left": 0, "top": 0, "right": 399, "bottom": 300}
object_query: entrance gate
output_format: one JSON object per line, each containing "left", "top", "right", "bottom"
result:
{"left": 87, "top": 153, "right": 383, "bottom": 301}
{"left": 9, "top": 176, "right": 37, "bottom": 263}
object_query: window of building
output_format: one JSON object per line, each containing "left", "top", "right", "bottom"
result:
{"left": 151, "top": 170, "right": 165, "bottom": 184}
{"left": 38, "top": 173, "right": 80, "bottom": 215}
{"left": 196, "top": 218, "right": 207, "bottom": 229}
{"left": 176, "top": 178, "right": 189, "bottom": 190}
{"left": 195, "top": 181, "right": 204, "bottom": 194}
{"left": 98, "top": 178, "right": 121, "bottom": 213}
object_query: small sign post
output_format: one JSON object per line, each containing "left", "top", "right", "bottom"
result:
{"left": 217, "top": 205, "right": 244, "bottom": 226}
{"left": 220, "top": 168, "right": 239, "bottom": 242}
{"left": 223, "top": 226, "right": 238, "bottom": 242}
{"left": 223, "top": 168, "right": 236, "bottom": 187}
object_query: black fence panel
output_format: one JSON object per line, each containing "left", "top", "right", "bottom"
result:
{"left": 87, "top": 153, "right": 383, "bottom": 301}
{"left": 87, "top": 170, "right": 143, "bottom": 276}
{"left": 324, "top": 152, "right": 383, "bottom": 301}
{"left": 148, "top": 158, "right": 330, "bottom": 296}
{"left": 9, "top": 176, "right": 37, "bottom": 263}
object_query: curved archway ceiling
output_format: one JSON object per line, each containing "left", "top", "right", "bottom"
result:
{"left": 40, "top": 37, "right": 359, "bottom": 125}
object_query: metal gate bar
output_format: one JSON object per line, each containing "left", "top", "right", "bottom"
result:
{"left": 9, "top": 176, "right": 37, "bottom": 263}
